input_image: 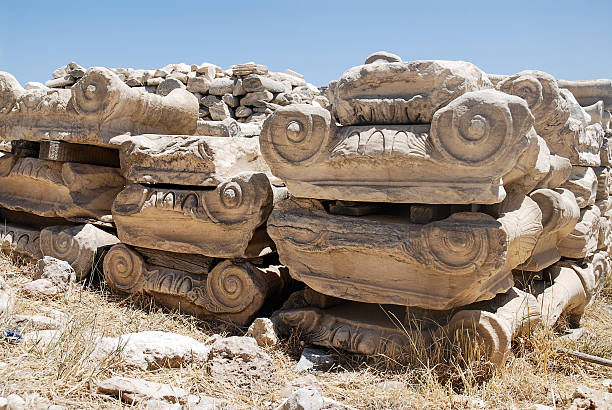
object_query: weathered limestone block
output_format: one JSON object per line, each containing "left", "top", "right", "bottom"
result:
{"left": 103, "top": 244, "right": 284, "bottom": 325}
{"left": 534, "top": 154, "right": 572, "bottom": 190}
{"left": 557, "top": 205, "right": 600, "bottom": 259}
{"left": 0, "top": 155, "right": 124, "bottom": 220}
{"left": 598, "top": 217, "right": 611, "bottom": 250}
{"left": 560, "top": 166, "right": 597, "bottom": 208}
{"left": 497, "top": 71, "right": 570, "bottom": 142}
{"left": 39, "top": 140, "right": 120, "bottom": 167}
{"left": 502, "top": 133, "right": 550, "bottom": 196}
{"left": 558, "top": 79, "right": 612, "bottom": 110}
{"left": 600, "top": 135, "right": 612, "bottom": 166}
{"left": 333, "top": 59, "right": 493, "bottom": 125}
{"left": 0, "top": 223, "right": 42, "bottom": 259}
{"left": 112, "top": 172, "right": 273, "bottom": 258}
{"left": 231, "top": 63, "right": 268, "bottom": 77}
{"left": 516, "top": 188, "right": 579, "bottom": 271}
{"left": 40, "top": 224, "right": 119, "bottom": 280}
{"left": 267, "top": 196, "right": 541, "bottom": 310}
{"left": 538, "top": 264, "right": 588, "bottom": 327}
{"left": 0, "top": 68, "right": 198, "bottom": 147}
{"left": 243, "top": 75, "right": 286, "bottom": 93}
{"left": 111, "top": 134, "right": 278, "bottom": 186}
{"left": 585, "top": 251, "right": 610, "bottom": 295}
{"left": 261, "top": 90, "right": 533, "bottom": 204}
{"left": 593, "top": 167, "right": 610, "bottom": 200}
{"left": 195, "top": 118, "right": 241, "bottom": 137}
{"left": 558, "top": 90, "right": 603, "bottom": 166}
{"left": 444, "top": 287, "right": 541, "bottom": 366}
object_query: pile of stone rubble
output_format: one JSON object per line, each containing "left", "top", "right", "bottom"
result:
{"left": 1, "top": 51, "right": 611, "bottom": 366}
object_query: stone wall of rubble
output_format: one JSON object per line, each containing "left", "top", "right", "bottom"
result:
{"left": 1, "top": 51, "right": 611, "bottom": 366}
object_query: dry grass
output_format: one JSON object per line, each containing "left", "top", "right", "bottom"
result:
{"left": 0, "top": 253, "right": 611, "bottom": 409}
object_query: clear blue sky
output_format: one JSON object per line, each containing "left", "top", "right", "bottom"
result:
{"left": 1, "top": 0, "right": 610, "bottom": 87}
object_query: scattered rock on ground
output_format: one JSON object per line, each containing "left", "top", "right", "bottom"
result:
{"left": 604, "top": 379, "right": 612, "bottom": 392}
{"left": 569, "top": 385, "right": 612, "bottom": 409}
{"left": 22, "top": 329, "right": 63, "bottom": 349}
{"left": 187, "top": 394, "right": 235, "bottom": 410}
{"left": 295, "top": 348, "right": 335, "bottom": 373}
{"left": 275, "top": 387, "right": 324, "bottom": 410}
{"left": 6, "top": 394, "right": 26, "bottom": 410}
{"left": 12, "top": 314, "right": 62, "bottom": 331}
{"left": 280, "top": 375, "right": 323, "bottom": 398}
{"left": 93, "top": 331, "right": 211, "bottom": 370}
{"left": 21, "top": 279, "right": 59, "bottom": 297}
{"left": 97, "top": 376, "right": 188, "bottom": 405}
{"left": 207, "top": 336, "right": 276, "bottom": 387}
{"left": 35, "top": 257, "right": 76, "bottom": 289}
{"left": 247, "top": 317, "right": 279, "bottom": 347}
{"left": 0, "top": 276, "right": 14, "bottom": 316}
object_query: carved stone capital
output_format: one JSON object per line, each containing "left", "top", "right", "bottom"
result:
{"left": 102, "top": 244, "right": 281, "bottom": 325}
{"left": 0, "top": 155, "right": 124, "bottom": 220}
{"left": 0, "top": 223, "right": 42, "bottom": 260}
{"left": 112, "top": 172, "right": 273, "bottom": 258}
{"left": 557, "top": 205, "right": 600, "bottom": 259}
{"left": 0, "top": 68, "right": 198, "bottom": 147}
{"left": 261, "top": 89, "right": 533, "bottom": 204}
{"left": 40, "top": 224, "right": 119, "bottom": 280}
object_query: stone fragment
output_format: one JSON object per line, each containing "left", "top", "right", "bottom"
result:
{"left": 568, "top": 385, "right": 612, "bottom": 410}
{"left": 207, "top": 336, "right": 276, "bottom": 387}
{"left": 35, "top": 256, "right": 76, "bottom": 289}
{"left": 146, "top": 77, "right": 163, "bottom": 86}
{"left": 201, "top": 95, "right": 221, "bottom": 108}
{"left": 600, "top": 135, "right": 612, "bottom": 166}
{"left": 222, "top": 93, "right": 240, "bottom": 108}
{"left": 235, "top": 106, "right": 252, "bottom": 118}
{"left": 261, "top": 90, "right": 533, "bottom": 204}
{"left": 156, "top": 78, "right": 185, "bottom": 96}
{"left": 275, "top": 387, "right": 324, "bottom": 410}
{"left": 0, "top": 277, "right": 14, "bottom": 317}
{"left": 0, "top": 223, "right": 42, "bottom": 260}
{"left": 103, "top": 245, "right": 284, "bottom": 325}
{"left": 334, "top": 59, "right": 492, "bottom": 125}
{"left": 167, "top": 72, "right": 188, "bottom": 84}
{"left": 231, "top": 63, "right": 268, "bottom": 77}
{"left": 502, "top": 133, "right": 551, "bottom": 196}
{"left": 560, "top": 166, "right": 598, "bottom": 208}
{"left": 40, "top": 224, "right": 119, "bottom": 280}
{"left": 534, "top": 154, "right": 572, "bottom": 190}
{"left": 0, "top": 68, "right": 198, "bottom": 147}
{"left": 557, "top": 205, "right": 600, "bottom": 259}
{"left": 0, "top": 156, "right": 124, "bottom": 220}
{"left": 243, "top": 74, "right": 286, "bottom": 93}
{"left": 517, "top": 188, "right": 580, "bottom": 271}
{"left": 45, "top": 76, "right": 75, "bottom": 88}
{"left": 209, "top": 100, "right": 231, "bottom": 120}
{"left": 240, "top": 91, "right": 273, "bottom": 107}
{"left": 195, "top": 63, "right": 217, "bottom": 81}
{"left": 39, "top": 140, "right": 120, "bottom": 167}
{"left": 24, "top": 82, "right": 48, "bottom": 91}
{"left": 154, "top": 68, "right": 170, "bottom": 78}
{"left": 364, "top": 51, "right": 402, "bottom": 64}
{"left": 12, "top": 314, "right": 61, "bottom": 331}
{"left": 97, "top": 377, "right": 188, "bottom": 404}
{"left": 558, "top": 79, "right": 612, "bottom": 110}
{"left": 112, "top": 173, "right": 273, "bottom": 258}
{"left": 187, "top": 76, "right": 210, "bottom": 94}
{"left": 187, "top": 395, "right": 234, "bottom": 410}
{"left": 21, "top": 279, "right": 59, "bottom": 297}
{"left": 232, "top": 79, "right": 246, "bottom": 96}
{"left": 295, "top": 348, "right": 335, "bottom": 373}
{"left": 93, "top": 331, "right": 211, "bottom": 370}
{"left": 209, "top": 78, "right": 235, "bottom": 96}
{"left": 270, "top": 72, "right": 307, "bottom": 87}
{"left": 246, "top": 318, "right": 278, "bottom": 347}
{"left": 111, "top": 134, "right": 277, "bottom": 186}
{"left": 268, "top": 196, "right": 531, "bottom": 310}
{"left": 6, "top": 394, "right": 25, "bottom": 410}
{"left": 593, "top": 166, "right": 610, "bottom": 200}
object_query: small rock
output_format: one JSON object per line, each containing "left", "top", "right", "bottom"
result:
{"left": 321, "top": 397, "right": 357, "bottom": 409}
{"left": 0, "top": 276, "right": 14, "bottom": 316}
{"left": 24, "top": 82, "right": 49, "bottom": 91}
{"left": 295, "top": 348, "right": 335, "bottom": 373}
{"left": 240, "top": 91, "right": 273, "bottom": 106}
{"left": 222, "top": 93, "right": 240, "bottom": 108}
{"left": 234, "top": 106, "right": 252, "bottom": 118}
{"left": 22, "top": 329, "right": 63, "bottom": 349}
{"left": 209, "top": 78, "right": 235, "bottom": 96}
{"left": 172, "top": 63, "right": 191, "bottom": 74}
{"left": 97, "top": 376, "right": 187, "bottom": 404}
{"left": 569, "top": 385, "right": 612, "bottom": 410}
{"left": 247, "top": 318, "right": 279, "bottom": 347}
{"left": 147, "top": 77, "right": 164, "bottom": 86}
{"left": 187, "top": 77, "right": 211, "bottom": 94}
{"left": 209, "top": 101, "right": 232, "bottom": 121}
{"left": 35, "top": 256, "right": 76, "bottom": 289}
{"left": 21, "top": 279, "right": 59, "bottom": 297}
{"left": 143, "top": 399, "right": 181, "bottom": 409}
{"left": 232, "top": 79, "right": 246, "bottom": 97}
{"left": 364, "top": 51, "right": 402, "bottom": 65}
{"left": 276, "top": 387, "right": 324, "bottom": 410}
{"left": 47, "top": 406, "right": 66, "bottom": 410}
{"left": 154, "top": 68, "right": 170, "bottom": 78}
{"left": 207, "top": 336, "right": 276, "bottom": 387}
{"left": 12, "top": 314, "right": 61, "bottom": 331}
{"left": 0, "top": 397, "right": 7, "bottom": 410}
{"left": 45, "top": 76, "right": 75, "bottom": 88}
{"left": 533, "top": 405, "right": 554, "bottom": 410}
{"left": 167, "top": 72, "right": 189, "bottom": 84}
{"left": 6, "top": 394, "right": 25, "bottom": 410}
{"left": 376, "top": 381, "right": 407, "bottom": 391}
{"left": 604, "top": 379, "right": 612, "bottom": 392}
{"left": 201, "top": 95, "right": 221, "bottom": 108}
{"left": 280, "top": 375, "right": 322, "bottom": 398}
{"left": 157, "top": 78, "right": 185, "bottom": 96}
{"left": 93, "top": 331, "right": 211, "bottom": 370}
{"left": 195, "top": 64, "right": 217, "bottom": 81}
{"left": 187, "top": 394, "right": 235, "bottom": 410}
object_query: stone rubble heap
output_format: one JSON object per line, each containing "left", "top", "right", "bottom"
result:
{"left": 44, "top": 61, "right": 327, "bottom": 138}
{"left": 0, "top": 51, "right": 611, "bottom": 366}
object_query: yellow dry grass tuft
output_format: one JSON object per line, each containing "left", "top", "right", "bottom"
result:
{"left": 0, "top": 252, "right": 610, "bottom": 409}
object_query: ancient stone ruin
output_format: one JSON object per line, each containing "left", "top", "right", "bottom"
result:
{"left": 1, "top": 51, "right": 611, "bottom": 366}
